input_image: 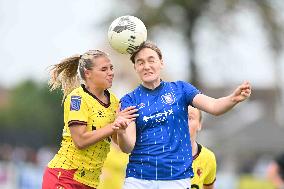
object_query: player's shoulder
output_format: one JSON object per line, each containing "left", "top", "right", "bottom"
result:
{"left": 159, "top": 80, "right": 182, "bottom": 90}
{"left": 65, "top": 86, "right": 84, "bottom": 100}
{"left": 63, "top": 86, "right": 84, "bottom": 110}
{"left": 167, "top": 80, "right": 195, "bottom": 88}
{"left": 200, "top": 144, "right": 216, "bottom": 161}
{"left": 164, "top": 80, "right": 185, "bottom": 86}
{"left": 121, "top": 85, "right": 141, "bottom": 100}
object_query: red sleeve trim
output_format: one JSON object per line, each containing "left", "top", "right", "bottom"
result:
{"left": 68, "top": 120, "right": 87, "bottom": 127}
{"left": 204, "top": 178, "right": 216, "bottom": 186}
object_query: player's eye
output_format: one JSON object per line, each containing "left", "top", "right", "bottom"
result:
{"left": 137, "top": 61, "right": 144, "bottom": 66}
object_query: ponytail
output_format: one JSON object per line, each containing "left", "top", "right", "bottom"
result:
{"left": 49, "top": 54, "right": 81, "bottom": 100}
{"left": 48, "top": 50, "right": 109, "bottom": 101}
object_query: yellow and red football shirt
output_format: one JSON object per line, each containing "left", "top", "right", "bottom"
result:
{"left": 191, "top": 143, "right": 217, "bottom": 189}
{"left": 48, "top": 85, "right": 119, "bottom": 188}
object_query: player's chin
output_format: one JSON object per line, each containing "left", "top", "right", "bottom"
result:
{"left": 107, "top": 83, "right": 113, "bottom": 89}
{"left": 104, "top": 82, "right": 113, "bottom": 89}
{"left": 142, "top": 76, "right": 156, "bottom": 83}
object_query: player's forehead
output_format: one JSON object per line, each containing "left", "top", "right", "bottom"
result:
{"left": 188, "top": 106, "right": 199, "bottom": 117}
{"left": 135, "top": 48, "right": 159, "bottom": 61}
{"left": 93, "top": 56, "right": 112, "bottom": 67}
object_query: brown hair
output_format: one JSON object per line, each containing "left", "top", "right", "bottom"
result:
{"left": 49, "top": 50, "right": 108, "bottom": 100}
{"left": 130, "top": 41, "right": 163, "bottom": 64}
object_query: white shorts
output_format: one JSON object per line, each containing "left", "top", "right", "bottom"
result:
{"left": 123, "top": 177, "right": 191, "bottom": 189}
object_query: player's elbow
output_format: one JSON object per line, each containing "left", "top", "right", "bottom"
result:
{"left": 211, "top": 111, "right": 222, "bottom": 116}
{"left": 121, "top": 149, "right": 132, "bottom": 154}
{"left": 73, "top": 141, "right": 88, "bottom": 150}
{"left": 119, "top": 143, "right": 134, "bottom": 154}
{"left": 121, "top": 147, "right": 133, "bottom": 154}
{"left": 76, "top": 144, "right": 87, "bottom": 150}
{"left": 211, "top": 108, "right": 231, "bottom": 116}
{"left": 204, "top": 108, "right": 221, "bottom": 116}
{"left": 207, "top": 104, "right": 226, "bottom": 116}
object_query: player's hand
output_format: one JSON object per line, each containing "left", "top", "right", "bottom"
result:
{"left": 112, "top": 116, "right": 128, "bottom": 129}
{"left": 117, "top": 105, "right": 139, "bottom": 120}
{"left": 231, "top": 81, "right": 252, "bottom": 103}
{"left": 112, "top": 116, "right": 132, "bottom": 134}
{"left": 112, "top": 105, "right": 138, "bottom": 133}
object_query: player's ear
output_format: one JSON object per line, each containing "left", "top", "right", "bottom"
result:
{"left": 197, "top": 123, "right": 202, "bottom": 131}
{"left": 160, "top": 59, "right": 164, "bottom": 69}
{"left": 84, "top": 69, "right": 91, "bottom": 79}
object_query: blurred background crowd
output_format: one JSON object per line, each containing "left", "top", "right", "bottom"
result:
{"left": 1, "top": 0, "right": 284, "bottom": 188}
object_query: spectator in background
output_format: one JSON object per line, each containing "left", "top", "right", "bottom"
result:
{"left": 267, "top": 153, "right": 284, "bottom": 189}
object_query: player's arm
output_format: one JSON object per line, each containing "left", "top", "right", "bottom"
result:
{"left": 70, "top": 123, "right": 117, "bottom": 149}
{"left": 116, "top": 121, "right": 136, "bottom": 154}
{"left": 111, "top": 105, "right": 138, "bottom": 145}
{"left": 111, "top": 132, "right": 118, "bottom": 144}
{"left": 192, "top": 81, "right": 251, "bottom": 116}
{"left": 70, "top": 106, "right": 137, "bottom": 150}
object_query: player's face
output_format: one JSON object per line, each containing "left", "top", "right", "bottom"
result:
{"left": 133, "top": 48, "right": 164, "bottom": 84}
{"left": 188, "top": 106, "right": 202, "bottom": 141}
{"left": 85, "top": 56, "right": 114, "bottom": 89}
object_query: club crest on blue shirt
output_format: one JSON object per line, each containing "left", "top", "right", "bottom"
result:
{"left": 161, "top": 93, "right": 175, "bottom": 105}
{"left": 70, "top": 96, "right": 82, "bottom": 111}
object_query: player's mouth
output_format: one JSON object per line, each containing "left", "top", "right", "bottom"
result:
{"left": 144, "top": 72, "right": 153, "bottom": 76}
{"left": 106, "top": 77, "right": 113, "bottom": 83}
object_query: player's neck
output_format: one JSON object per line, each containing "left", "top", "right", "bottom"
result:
{"left": 85, "top": 85, "right": 106, "bottom": 101}
{"left": 142, "top": 79, "right": 161, "bottom": 90}
{"left": 191, "top": 141, "right": 198, "bottom": 157}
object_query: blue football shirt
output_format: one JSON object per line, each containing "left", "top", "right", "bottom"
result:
{"left": 120, "top": 81, "right": 201, "bottom": 180}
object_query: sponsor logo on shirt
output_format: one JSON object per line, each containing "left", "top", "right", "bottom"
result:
{"left": 143, "top": 108, "right": 173, "bottom": 123}
{"left": 137, "top": 103, "right": 145, "bottom": 109}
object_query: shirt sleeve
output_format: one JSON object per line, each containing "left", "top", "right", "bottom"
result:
{"left": 204, "top": 152, "right": 217, "bottom": 185}
{"left": 120, "top": 94, "right": 136, "bottom": 110}
{"left": 65, "top": 95, "right": 88, "bottom": 127}
{"left": 180, "top": 81, "right": 201, "bottom": 106}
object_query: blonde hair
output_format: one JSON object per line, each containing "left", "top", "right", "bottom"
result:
{"left": 49, "top": 50, "right": 108, "bottom": 100}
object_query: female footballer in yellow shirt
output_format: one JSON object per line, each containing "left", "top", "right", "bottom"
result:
{"left": 42, "top": 50, "right": 137, "bottom": 189}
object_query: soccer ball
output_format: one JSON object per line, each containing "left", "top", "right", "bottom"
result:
{"left": 108, "top": 15, "right": 147, "bottom": 54}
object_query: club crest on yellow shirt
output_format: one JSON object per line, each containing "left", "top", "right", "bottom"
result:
{"left": 197, "top": 167, "right": 203, "bottom": 177}
{"left": 70, "top": 96, "right": 82, "bottom": 111}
